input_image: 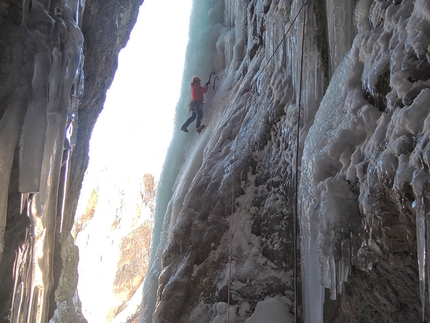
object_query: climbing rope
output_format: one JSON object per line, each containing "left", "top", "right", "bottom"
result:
{"left": 227, "top": 94, "right": 257, "bottom": 323}
{"left": 224, "top": 2, "right": 309, "bottom": 322}
{"left": 294, "top": 4, "right": 307, "bottom": 323}
{"left": 253, "top": 3, "right": 306, "bottom": 84}
{"left": 227, "top": 124, "right": 235, "bottom": 323}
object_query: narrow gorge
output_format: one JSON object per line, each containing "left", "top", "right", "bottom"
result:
{"left": 1, "top": 1, "right": 430, "bottom": 323}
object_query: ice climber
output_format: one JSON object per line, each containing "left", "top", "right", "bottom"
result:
{"left": 181, "top": 76, "right": 209, "bottom": 133}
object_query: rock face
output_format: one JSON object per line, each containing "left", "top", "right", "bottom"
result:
{"left": 142, "top": 0, "right": 430, "bottom": 322}
{"left": 0, "top": 0, "right": 142, "bottom": 322}
{"left": 74, "top": 172, "right": 155, "bottom": 322}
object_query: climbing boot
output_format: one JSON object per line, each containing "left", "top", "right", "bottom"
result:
{"left": 196, "top": 125, "right": 206, "bottom": 133}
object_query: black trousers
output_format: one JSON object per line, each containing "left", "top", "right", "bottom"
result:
{"left": 182, "top": 100, "right": 203, "bottom": 129}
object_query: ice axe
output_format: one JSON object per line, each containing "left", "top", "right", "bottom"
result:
{"left": 206, "top": 71, "right": 218, "bottom": 90}
{"left": 207, "top": 72, "right": 215, "bottom": 84}
{"left": 213, "top": 76, "right": 219, "bottom": 90}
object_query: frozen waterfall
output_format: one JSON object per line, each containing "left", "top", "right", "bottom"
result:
{"left": 140, "top": 0, "right": 430, "bottom": 322}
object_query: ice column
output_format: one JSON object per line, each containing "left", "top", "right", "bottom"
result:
{"left": 318, "top": 178, "right": 356, "bottom": 299}
{"left": 325, "top": 0, "right": 355, "bottom": 76}
{"left": 412, "top": 169, "right": 430, "bottom": 320}
{"left": 8, "top": 0, "right": 84, "bottom": 322}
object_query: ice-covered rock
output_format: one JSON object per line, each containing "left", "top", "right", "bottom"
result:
{"left": 143, "top": 0, "right": 430, "bottom": 322}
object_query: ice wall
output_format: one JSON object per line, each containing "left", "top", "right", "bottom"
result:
{"left": 142, "top": 0, "right": 430, "bottom": 322}
{"left": 0, "top": 0, "right": 84, "bottom": 321}
{"left": 141, "top": 0, "right": 318, "bottom": 321}
{"left": 140, "top": 1, "right": 223, "bottom": 320}
{"left": 301, "top": 0, "right": 430, "bottom": 321}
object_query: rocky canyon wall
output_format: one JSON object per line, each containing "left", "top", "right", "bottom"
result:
{"left": 0, "top": 0, "right": 143, "bottom": 321}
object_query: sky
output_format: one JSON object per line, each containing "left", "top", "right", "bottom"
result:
{"left": 88, "top": 0, "right": 193, "bottom": 181}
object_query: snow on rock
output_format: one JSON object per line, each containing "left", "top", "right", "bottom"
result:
{"left": 212, "top": 302, "right": 237, "bottom": 323}
{"left": 245, "top": 298, "right": 292, "bottom": 323}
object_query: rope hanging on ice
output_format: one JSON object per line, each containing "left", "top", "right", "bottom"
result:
{"left": 252, "top": 3, "right": 307, "bottom": 86}
{"left": 293, "top": 3, "right": 308, "bottom": 322}
{"left": 225, "top": 1, "right": 309, "bottom": 322}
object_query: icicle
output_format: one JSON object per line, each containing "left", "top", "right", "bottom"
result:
{"left": 21, "top": 0, "right": 30, "bottom": 26}
{"left": 19, "top": 48, "right": 51, "bottom": 194}
{"left": 11, "top": 1, "right": 85, "bottom": 320}
{"left": 20, "top": 193, "right": 28, "bottom": 214}
{"left": 338, "top": 238, "right": 350, "bottom": 294}
{"left": 317, "top": 177, "right": 359, "bottom": 302}
{"left": 325, "top": 0, "right": 354, "bottom": 76}
{"left": 427, "top": 206, "right": 430, "bottom": 320}
{"left": 320, "top": 253, "right": 330, "bottom": 289}
{"left": 337, "top": 260, "right": 343, "bottom": 294}
{"left": 58, "top": 148, "right": 71, "bottom": 233}
{"left": 412, "top": 169, "right": 430, "bottom": 320}
{"left": 329, "top": 250, "right": 336, "bottom": 300}
{"left": 225, "top": 0, "right": 234, "bottom": 28}
{"left": 0, "top": 92, "right": 27, "bottom": 263}
{"left": 75, "top": 0, "right": 79, "bottom": 23}
{"left": 416, "top": 196, "right": 425, "bottom": 320}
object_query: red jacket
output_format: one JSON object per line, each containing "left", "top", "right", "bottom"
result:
{"left": 191, "top": 83, "right": 208, "bottom": 101}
